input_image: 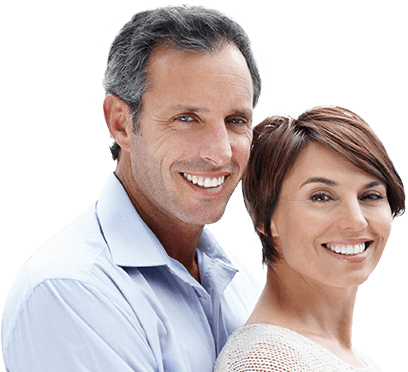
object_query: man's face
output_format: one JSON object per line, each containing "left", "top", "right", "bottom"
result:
{"left": 127, "top": 44, "right": 254, "bottom": 227}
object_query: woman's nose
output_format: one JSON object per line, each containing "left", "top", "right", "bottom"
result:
{"left": 337, "top": 200, "right": 368, "bottom": 231}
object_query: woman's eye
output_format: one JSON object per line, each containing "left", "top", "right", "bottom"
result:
{"left": 311, "top": 193, "right": 332, "bottom": 202}
{"left": 361, "top": 192, "right": 385, "bottom": 201}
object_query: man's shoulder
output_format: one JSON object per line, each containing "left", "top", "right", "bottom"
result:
{"left": 29, "top": 204, "right": 110, "bottom": 284}
{"left": 2, "top": 204, "right": 128, "bottom": 345}
{"left": 4, "top": 204, "right": 113, "bottom": 315}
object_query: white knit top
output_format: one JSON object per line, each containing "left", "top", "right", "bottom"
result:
{"left": 214, "top": 324, "right": 382, "bottom": 372}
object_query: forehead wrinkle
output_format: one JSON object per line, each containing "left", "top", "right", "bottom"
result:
{"left": 204, "top": 72, "right": 253, "bottom": 95}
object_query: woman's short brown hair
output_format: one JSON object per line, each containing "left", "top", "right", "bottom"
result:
{"left": 242, "top": 106, "right": 405, "bottom": 265}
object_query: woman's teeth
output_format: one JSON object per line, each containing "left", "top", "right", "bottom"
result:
{"left": 183, "top": 173, "right": 225, "bottom": 188}
{"left": 326, "top": 243, "right": 367, "bottom": 255}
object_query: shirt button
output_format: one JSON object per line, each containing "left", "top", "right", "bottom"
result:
{"left": 199, "top": 297, "right": 206, "bottom": 305}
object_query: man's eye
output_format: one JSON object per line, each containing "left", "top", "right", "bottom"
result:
{"left": 228, "top": 118, "right": 246, "bottom": 125}
{"left": 311, "top": 193, "right": 332, "bottom": 202}
{"left": 176, "top": 115, "right": 194, "bottom": 122}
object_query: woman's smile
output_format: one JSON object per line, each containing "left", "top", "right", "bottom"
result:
{"left": 322, "top": 239, "right": 373, "bottom": 256}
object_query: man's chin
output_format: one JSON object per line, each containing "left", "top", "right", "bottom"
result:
{"left": 179, "top": 206, "right": 227, "bottom": 226}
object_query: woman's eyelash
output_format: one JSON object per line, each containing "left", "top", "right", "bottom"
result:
{"left": 310, "top": 192, "right": 386, "bottom": 203}
{"left": 310, "top": 193, "right": 332, "bottom": 202}
{"left": 361, "top": 192, "right": 386, "bottom": 201}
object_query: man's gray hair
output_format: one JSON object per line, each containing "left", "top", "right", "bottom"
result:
{"left": 103, "top": 5, "right": 261, "bottom": 160}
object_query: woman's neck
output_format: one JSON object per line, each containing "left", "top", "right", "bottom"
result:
{"left": 247, "top": 264, "right": 363, "bottom": 365}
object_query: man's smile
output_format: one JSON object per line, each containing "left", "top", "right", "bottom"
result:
{"left": 182, "top": 172, "right": 227, "bottom": 188}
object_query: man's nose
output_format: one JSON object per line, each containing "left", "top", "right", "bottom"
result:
{"left": 199, "top": 122, "right": 232, "bottom": 167}
{"left": 337, "top": 199, "right": 368, "bottom": 231}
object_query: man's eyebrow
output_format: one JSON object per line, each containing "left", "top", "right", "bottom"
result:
{"left": 168, "top": 106, "right": 252, "bottom": 117}
{"left": 231, "top": 108, "right": 253, "bottom": 118}
{"left": 169, "top": 105, "right": 209, "bottom": 113}
{"left": 300, "top": 177, "right": 337, "bottom": 188}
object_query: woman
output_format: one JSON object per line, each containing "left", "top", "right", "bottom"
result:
{"left": 214, "top": 106, "right": 405, "bottom": 371}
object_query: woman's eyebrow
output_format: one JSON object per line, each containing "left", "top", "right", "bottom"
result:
{"left": 300, "top": 177, "right": 337, "bottom": 188}
{"left": 364, "top": 180, "right": 386, "bottom": 189}
{"left": 300, "top": 178, "right": 386, "bottom": 190}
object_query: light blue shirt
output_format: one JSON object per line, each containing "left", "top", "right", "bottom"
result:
{"left": 2, "top": 174, "right": 260, "bottom": 372}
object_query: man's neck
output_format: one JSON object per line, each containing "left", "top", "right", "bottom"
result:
{"left": 115, "top": 168, "right": 203, "bottom": 281}
{"left": 141, "top": 209, "right": 203, "bottom": 282}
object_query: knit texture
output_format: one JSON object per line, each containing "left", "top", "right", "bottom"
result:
{"left": 214, "top": 324, "right": 382, "bottom": 372}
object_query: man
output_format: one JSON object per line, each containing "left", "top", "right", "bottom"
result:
{"left": 2, "top": 6, "right": 261, "bottom": 371}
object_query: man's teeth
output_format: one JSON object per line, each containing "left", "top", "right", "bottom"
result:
{"left": 326, "top": 243, "right": 366, "bottom": 255}
{"left": 183, "top": 173, "right": 225, "bottom": 188}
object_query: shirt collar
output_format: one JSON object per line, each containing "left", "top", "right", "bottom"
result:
{"left": 96, "top": 173, "right": 237, "bottom": 275}
{"left": 96, "top": 173, "right": 167, "bottom": 267}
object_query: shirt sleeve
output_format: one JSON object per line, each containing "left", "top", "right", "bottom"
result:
{"left": 3, "top": 279, "right": 158, "bottom": 372}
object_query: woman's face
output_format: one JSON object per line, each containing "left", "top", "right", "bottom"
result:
{"left": 269, "top": 143, "right": 392, "bottom": 289}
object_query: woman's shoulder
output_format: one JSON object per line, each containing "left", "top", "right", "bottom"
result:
{"left": 214, "top": 324, "right": 317, "bottom": 371}
{"left": 214, "top": 324, "right": 381, "bottom": 372}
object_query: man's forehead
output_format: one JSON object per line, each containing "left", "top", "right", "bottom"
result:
{"left": 143, "top": 44, "right": 253, "bottom": 105}
{"left": 146, "top": 42, "right": 249, "bottom": 79}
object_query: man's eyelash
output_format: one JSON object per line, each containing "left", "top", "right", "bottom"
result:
{"left": 228, "top": 118, "right": 245, "bottom": 124}
{"left": 176, "top": 115, "right": 194, "bottom": 122}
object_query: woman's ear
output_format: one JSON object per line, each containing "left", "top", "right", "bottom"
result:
{"left": 103, "top": 94, "right": 133, "bottom": 152}
{"left": 257, "top": 220, "right": 279, "bottom": 238}
{"left": 270, "top": 220, "right": 279, "bottom": 238}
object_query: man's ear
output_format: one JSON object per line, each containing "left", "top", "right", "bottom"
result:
{"left": 103, "top": 94, "right": 133, "bottom": 152}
